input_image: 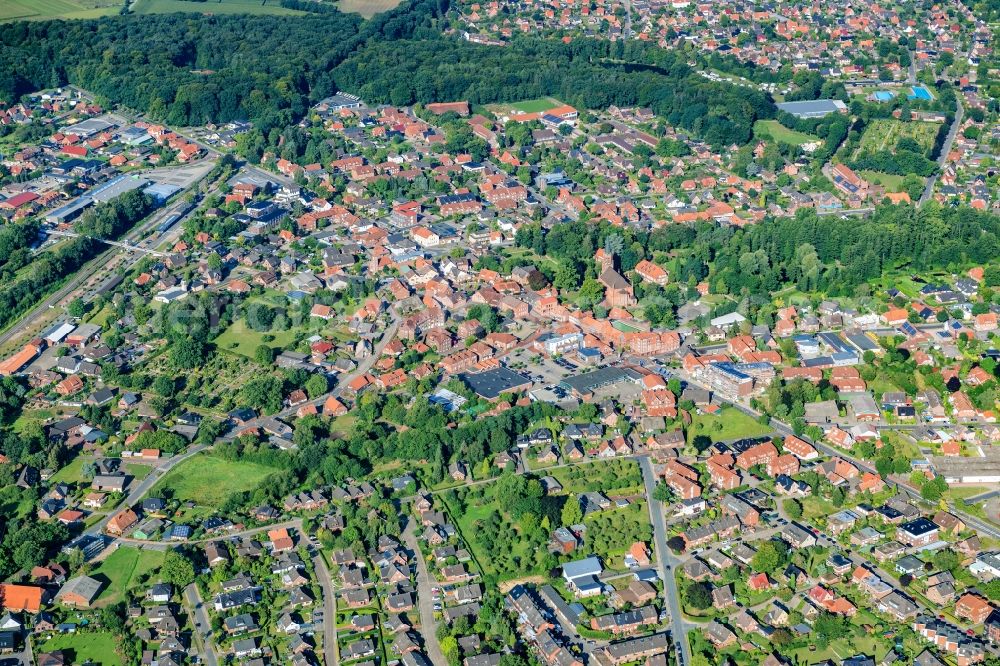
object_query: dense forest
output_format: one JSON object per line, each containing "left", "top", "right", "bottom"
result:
{"left": 0, "top": 0, "right": 771, "bottom": 147}
{"left": 332, "top": 38, "right": 774, "bottom": 147}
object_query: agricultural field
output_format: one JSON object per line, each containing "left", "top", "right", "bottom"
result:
{"left": 855, "top": 118, "right": 940, "bottom": 157}
{"left": 755, "top": 120, "right": 820, "bottom": 146}
{"left": 686, "top": 407, "right": 774, "bottom": 444}
{"left": 338, "top": 0, "right": 401, "bottom": 17}
{"left": 90, "top": 546, "right": 166, "bottom": 606}
{"left": 37, "top": 632, "right": 122, "bottom": 666}
{"left": 0, "top": 0, "right": 119, "bottom": 22}
{"left": 150, "top": 453, "right": 278, "bottom": 505}
{"left": 131, "top": 0, "right": 306, "bottom": 15}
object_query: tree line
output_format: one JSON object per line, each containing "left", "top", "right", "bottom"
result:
{"left": 332, "top": 37, "right": 775, "bottom": 148}
{"left": 518, "top": 203, "right": 1000, "bottom": 325}
{"left": 0, "top": 0, "right": 771, "bottom": 149}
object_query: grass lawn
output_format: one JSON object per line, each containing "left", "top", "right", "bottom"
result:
{"left": 338, "top": 0, "right": 401, "bottom": 16}
{"left": 0, "top": 0, "right": 118, "bottom": 21}
{"left": 755, "top": 120, "right": 820, "bottom": 146}
{"left": 87, "top": 303, "right": 116, "bottom": 328}
{"left": 510, "top": 98, "right": 561, "bottom": 114}
{"left": 946, "top": 486, "right": 990, "bottom": 501}
{"left": 686, "top": 408, "right": 773, "bottom": 444}
{"left": 90, "top": 546, "right": 166, "bottom": 606}
{"left": 124, "top": 463, "right": 153, "bottom": 481}
{"left": 12, "top": 408, "right": 57, "bottom": 433}
{"left": 38, "top": 632, "right": 121, "bottom": 665}
{"left": 790, "top": 634, "right": 887, "bottom": 664}
{"left": 801, "top": 495, "right": 837, "bottom": 521}
{"left": 330, "top": 414, "right": 357, "bottom": 435}
{"left": 132, "top": 0, "right": 306, "bottom": 15}
{"left": 868, "top": 375, "right": 901, "bottom": 397}
{"left": 151, "top": 453, "right": 277, "bottom": 505}
{"left": 214, "top": 318, "right": 300, "bottom": 359}
{"left": 52, "top": 456, "right": 88, "bottom": 484}
{"left": 859, "top": 170, "right": 907, "bottom": 192}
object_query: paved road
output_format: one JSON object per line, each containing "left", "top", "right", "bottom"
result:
{"left": 119, "top": 517, "right": 301, "bottom": 546}
{"left": 272, "top": 313, "right": 402, "bottom": 421}
{"left": 676, "top": 369, "right": 1000, "bottom": 543}
{"left": 401, "top": 519, "right": 448, "bottom": 666}
{"left": 185, "top": 583, "right": 220, "bottom": 666}
{"left": 919, "top": 98, "right": 963, "bottom": 206}
{"left": 638, "top": 455, "right": 690, "bottom": 666}
{"left": 312, "top": 550, "right": 340, "bottom": 666}
{"left": 85, "top": 444, "right": 207, "bottom": 537}
{"left": 816, "top": 207, "right": 875, "bottom": 217}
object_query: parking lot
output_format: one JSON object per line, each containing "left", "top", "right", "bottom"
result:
{"left": 504, "top": 347, "right": 576, "bottom": 387}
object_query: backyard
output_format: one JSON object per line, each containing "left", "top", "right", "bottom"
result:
{"left": 38, "top": 633, "right": 122, "bottom": 666}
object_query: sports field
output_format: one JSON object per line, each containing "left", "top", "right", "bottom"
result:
{"left": 0, "top": 0, "right": 119, "bottom": 21}
{"left": 510, "top": 98, "right": 561, "bottom": 113}
{"left": 150, "top": 453, "right": 277, "bottom": 505}
{"left": 131, "top": 0, "right": 306, "bottom": 15}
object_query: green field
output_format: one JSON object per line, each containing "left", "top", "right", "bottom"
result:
{"left": 214, "top": 318, "right": 300, "bottom": 359}
{"left": 124, "top": 463, "right": 153, "bottom": 480}
{"left": 151, "top": 453, "right": 277, "bottom": 505}
{"left": 755, "top": 120, "right": 820, "bottom": 146}
{"left": 38, "top": 632, "right": 122, "bottom": 666}
{"left": 687, "top": 407, "right": 774, "bottom": 444}
{"left": 131, "top": 0, "right": 306, "bottom": 15}
{"left": 51, "top": 456, "right": 89, "bottom": 484}
{"left": 510, "top": 98, "right": 561, "bottom": 114}
{"left": 90, "top": 546, "right": 166, "bottom": 606}
{"left": 859, "top": 170, "right": 907, "bottom": 192}
{"left": 338, "top": 0, "right": 401, "bottom": 16}
{"left": 0, "top": 0, "right": 119, "bottom": 21}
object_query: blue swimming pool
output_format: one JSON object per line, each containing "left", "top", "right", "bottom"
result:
{"left": 909, "top": 86, "right": 933, "bottom": 100}
{"left": 874, "top": 91, "right": 894, "bottom": 101}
